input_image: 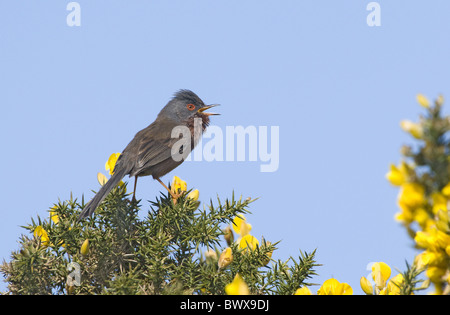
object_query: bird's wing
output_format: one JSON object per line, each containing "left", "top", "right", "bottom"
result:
{"left": 124, "top": 118, "right": 188, "bottom": 174}
{"left": 136, "top": 135, "right": 177, "bottom": 168}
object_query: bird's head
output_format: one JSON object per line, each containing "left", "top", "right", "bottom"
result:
{"left": 159, "top": 90, "right": 219, "bottom": 127}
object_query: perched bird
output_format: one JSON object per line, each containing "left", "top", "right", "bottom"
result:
{"left": 78, "top": 90, "right": 219, "bottom": 219}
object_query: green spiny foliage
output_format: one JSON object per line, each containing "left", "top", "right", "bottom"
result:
{"left": 397, "top": 261, "right": 428, "bottom": 296}
{"left": 1, "top": 184, "right": 318, "bottom": 295}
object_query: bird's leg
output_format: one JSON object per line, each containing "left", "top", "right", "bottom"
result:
{"left": 131, "top": 176, "right": 138, "bottom": 203}
{"left": 156, "top": 177, "right": 182, "bottom": 202}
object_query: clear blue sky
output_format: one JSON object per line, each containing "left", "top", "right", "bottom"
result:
{"left": 1, "top": 1, "right": 450, "bottom": 294}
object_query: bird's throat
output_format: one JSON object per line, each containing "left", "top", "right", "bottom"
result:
{"left": 187, "top": 113, "right": 210, "bottom": 134}
{"left": 186, "top": 113, "right": 210, "bottom": 149}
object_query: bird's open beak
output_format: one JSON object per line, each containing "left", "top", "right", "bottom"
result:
{"left": 198, "top": 104, "right": 220, "bottom": 116}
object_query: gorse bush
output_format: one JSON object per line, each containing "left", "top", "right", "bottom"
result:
{"left": 0, "top": 174, "right": 318, "bottom": 295}
{"left": 386, "top": 94, "right": 450, "bottom": 295}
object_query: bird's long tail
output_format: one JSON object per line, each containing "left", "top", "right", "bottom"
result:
{"left": 78, "top": 167, "right": 128, "bottom": 220}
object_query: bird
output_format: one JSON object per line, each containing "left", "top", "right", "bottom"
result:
{"left": 78, "top": 89, "right": 219, "bottom": 219}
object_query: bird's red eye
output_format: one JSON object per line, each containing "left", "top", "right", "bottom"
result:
{"left": 187, "top": 104, "right": 196, "bottom": 111}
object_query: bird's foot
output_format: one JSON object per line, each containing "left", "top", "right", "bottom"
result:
{"left": 156, "top": 177, "right": 185, "bottom": 204}
{"left": 170, "top": 191, "right": 185, "bottom": 205}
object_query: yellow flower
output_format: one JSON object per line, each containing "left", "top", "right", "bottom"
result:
{"left": 400, "top": 120, "right": 423, "bottom": 139}
{"left": 232, "top": 215, "right": 252, "bottom": 236}
{"left": 419, "top": 250, "right": 445, "bottom": 268}
{"left": 261, "top": 240, "right": 273, "bottom": 265}
{"left": 415, "top": 230, "right": 433, "bottom": 250}
{"left": 360, "top": 276, "right": 374, "bottom": 295}
{"left": 171, "top": 176, "right": 187, "bottom": 194}
{"left": 426, "top": 266, "right": 446, "bottom": 283}
{"left": 223, "top": 226, "right": 234, "bottom": 246}
{"left": 398, "top": 183, "right": 425, "bottom": 209}
{"left": 441, "top": 182, "right": 450, "bottom": 197}
{"left": 187, "top": 189, "right": 199, "bottom": 201}
{"left": 386, "top": 274, "right": 405, "bottom": 295}
{"left": 415, "top": 253, "right": 426, "bottom": 269}
{"left": 378, "top": 287, "right": 388, "bottom": 295}
{"left": 415, "top": 228, "right": 450, "bottom": 252}
{"left": 50, "top": 207, "right": 59, "bottom": 225}
{"left": 97, "top": 172, "right": 108, "bottom": 186}
{"left": 436, "top": 209, "right": 449, "bottom": 233}
{"left": 317, "top": 278, "right": 353, "bottom": 295}
{"left": 371, "top": 262, "right": 391, "bottom": 290}
{"left": 412, "top": 208, "right": 431, "bottom": 229}
{"left": 34, "top": 226, "right": 50, "bottom": 248}
{"left": 437, "top": 209, "right": 450, "bottom": 222}
{"left": 431, "top": 192, "right": 447, "bottom": 215}
{"left": 435, "top": 229, "right": 450, "bottom": 249}
{"left": 218, "top": 247, "right": 233, "bottom": 269}
{"left": 204, "top": 248, "right": 217, "bottom": 262}
{"left": 386, "top": 162, "right": 408, "bottom": 186}
{"left": 294, "top": 287, "right": 312, "bottom": 295}
{"left": 395, "top": 210, "right": 414, "bottom": 225}
{"left": 239, "top": 234, "right": 259, "bottom": 252}
{"left": 225, "top": 273, "right": 249, "bottom": 295}
{"left": 81, "top": 239, "right": 90, "bottom": 256}
{"left": 98, "top": 171, "right": 126, "bottom": 191}
{"left": 416, "top": 94, "right": 430, "bottom": 108}
{"left": 105, "top": 153, "right": 121, "bottom": 175}
{"left": 396, "top": 183, "right": 426, "bottom": 226}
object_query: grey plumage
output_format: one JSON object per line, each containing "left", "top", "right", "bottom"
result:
{"left": 78, "top": 90, "right": 218, "bottom": 220}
